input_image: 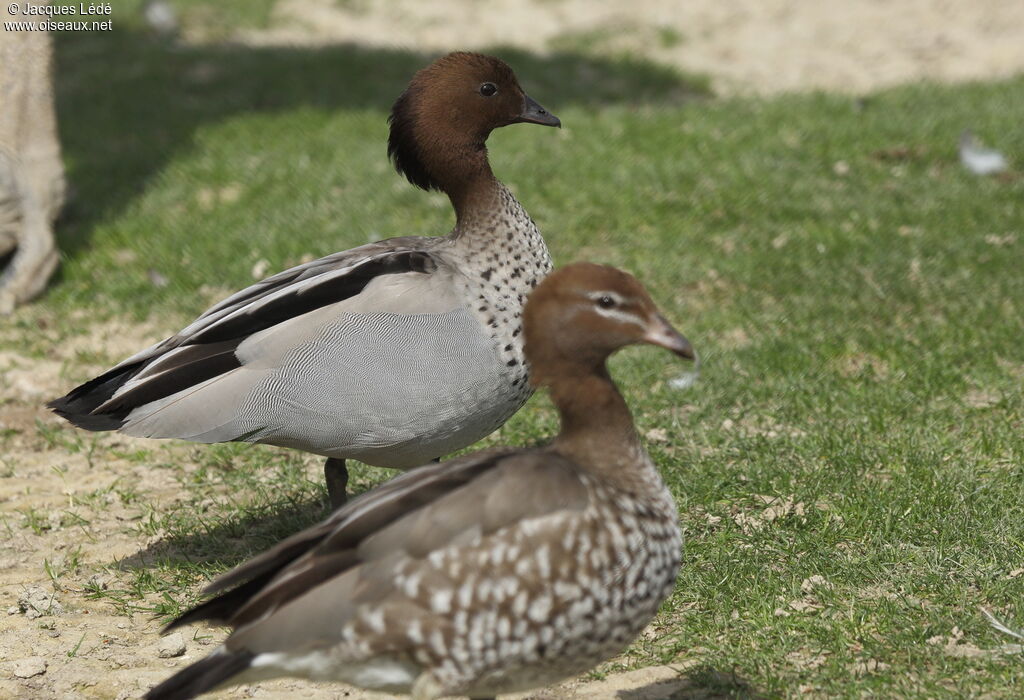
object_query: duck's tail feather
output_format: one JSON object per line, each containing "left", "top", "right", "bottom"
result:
{"left": 144, "top": 648, "right": 254, "bottom": 700}
{"left": 46, "top": 362, "right": 141, "bottom": 431}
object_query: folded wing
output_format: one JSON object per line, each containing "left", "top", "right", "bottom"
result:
{"left": 167, "top": 447, "right": 589, "bottom": 644}
{"left": 48, "top": 241, "right": 444, "bottom": 434}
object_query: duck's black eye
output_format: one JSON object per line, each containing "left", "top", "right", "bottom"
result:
{"left": 479, "top": 82, "right": 498, "bottom": 97}
{"left": 597, "top": 295, "right": 616, "bottom": 309}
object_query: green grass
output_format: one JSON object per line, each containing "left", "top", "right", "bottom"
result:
{"left": 6, "top": 17, "right": 1024, "bottom": 699}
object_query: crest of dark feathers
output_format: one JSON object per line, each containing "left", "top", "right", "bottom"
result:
{"left": 387, "top": 52, "right": 516, "bottom": 192}
{"left": 388, "top": 84, "right": 439, "bottom": 192}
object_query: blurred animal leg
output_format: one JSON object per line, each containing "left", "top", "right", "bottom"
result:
{"left": 324, "top": 457, "right": 349, "bottom": 509}
{"left": 0, "top": 12, "right": 64, "bottom": 314}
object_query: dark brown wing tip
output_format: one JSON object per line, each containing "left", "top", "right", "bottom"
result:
{"left": 143, "top": 649, "right": 254, "bottom": 700}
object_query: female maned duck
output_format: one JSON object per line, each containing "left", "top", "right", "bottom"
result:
{"left": 144, "top": 263, "right": 696, "bottom": 700}
{"left": 47, "top": 52, "right": 560, "bottom": 507}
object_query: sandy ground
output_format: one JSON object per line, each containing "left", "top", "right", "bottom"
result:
{"left": 3, "top": 0, "right": 1023, "bottom": 697}
{"left": 235, "top": 0, "right": 1024, "bottom": 95}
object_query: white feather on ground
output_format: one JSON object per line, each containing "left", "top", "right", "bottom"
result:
{"left": 982, "top": 607, "right": 1024, "bottom": 642}
{"left": 959, "top": 130, "right": 1008, "bottom": 175}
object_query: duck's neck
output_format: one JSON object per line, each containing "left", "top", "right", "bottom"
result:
{"left": 547, "top": 366, "right": 658, "bottom": 494}
{"left": 432, "top": 145, "right": 503, "bottom": 233}
{"left": 450, "top": 174, "right": 504, "bottom": 232}
{"left": 418, "top": 138, "right": 517, "bottom": 237}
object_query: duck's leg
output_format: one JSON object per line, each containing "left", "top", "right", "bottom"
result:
{"left": 324, "top": 457, "right": 349, "bottom": 510}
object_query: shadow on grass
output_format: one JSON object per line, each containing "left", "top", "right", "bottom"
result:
{"left": 116, "top": 491, "right": 329, "bottom": 573}
{"left": 52, "top": 28, "right": 708, "bottom": 272}
{"left": 617, "top": 666, "right": 762, "bottom": 699}
{"left": 116, "top": 456, "right": 398, "bottom": 573}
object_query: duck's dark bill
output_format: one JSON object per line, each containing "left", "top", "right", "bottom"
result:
{"left": 516, "top": 94, "right": 561, "bottom": 127}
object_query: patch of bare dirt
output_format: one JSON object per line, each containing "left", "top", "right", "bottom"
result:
{"left": 227, "top": 0, "right": 1024, "bottom": 95}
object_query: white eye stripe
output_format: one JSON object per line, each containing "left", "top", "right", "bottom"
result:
{"left": 594, "top": 306, "right": 645, "bottom": 327}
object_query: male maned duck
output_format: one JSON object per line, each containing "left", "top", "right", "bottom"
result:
{"left": 48, "top": 52, "right": 560, "bottom": 507}
{"left": 144, "top": 262, "right": 696, "bottom": 700}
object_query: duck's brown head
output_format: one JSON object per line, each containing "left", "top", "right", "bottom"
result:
{"left": 524, "top": 263, "right": 695, "bottom": 386}
{"left": 388, "top": 52, "right": 560, "bottom": 192}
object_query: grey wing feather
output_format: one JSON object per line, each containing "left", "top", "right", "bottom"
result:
{"left": 118, "top": 238, "right": 439, "bottom": 369}
{"left": 48, "top": 239, "right": 453, "bottom": 434}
